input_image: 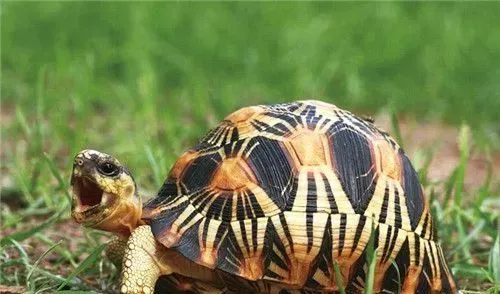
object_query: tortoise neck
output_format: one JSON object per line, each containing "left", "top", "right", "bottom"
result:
{"left": 96, "top": 193, "right": 143, "bottom": 238}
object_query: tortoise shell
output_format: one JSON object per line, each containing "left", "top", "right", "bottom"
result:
{"left": 143, "top": 100, "right": 456, "bottom": 293}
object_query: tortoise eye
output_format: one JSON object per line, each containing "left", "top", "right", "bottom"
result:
{"left": 97, "top": 162, "right": 120, "bottom": 176}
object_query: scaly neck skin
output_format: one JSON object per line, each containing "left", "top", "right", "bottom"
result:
{"left": 95, "top": 193, "right": 144, "bottom": 238}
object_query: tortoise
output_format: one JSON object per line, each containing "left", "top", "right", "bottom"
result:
{"left": 70, "top": 100, "right": 457, "bottom": 293}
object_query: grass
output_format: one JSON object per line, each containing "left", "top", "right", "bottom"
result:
{"left": 1, "top": 2, "right": 499, "bottom": 293}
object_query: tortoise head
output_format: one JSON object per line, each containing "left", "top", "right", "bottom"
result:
{"left": 70, "top": 149, "right": 142, "bottom": 237}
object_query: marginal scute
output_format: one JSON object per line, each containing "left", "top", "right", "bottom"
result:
{"left": 199, "top": 248, "right": 218, "bottom": 268}
{"left": 328, "top": 123, "right": 376, "bottom": 214}
{"left": 238, "top": 256, "right": 265, "bottom": 281}
{"left": 169, "top": 150, "right": 200, "bottom": 180}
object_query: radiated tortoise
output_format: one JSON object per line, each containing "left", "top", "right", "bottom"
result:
{"left": 70, "top": 100, "right": 456, "bottom": 293}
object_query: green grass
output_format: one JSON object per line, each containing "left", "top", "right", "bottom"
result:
{"left": 1, "top": 2, "right": 499, "bottom": 293}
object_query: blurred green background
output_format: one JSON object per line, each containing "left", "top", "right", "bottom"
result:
{"left": 2, "top": 3, "right": 500, "bottom": 292}
{"left": 4, "top": 0, "right": 500, "bottom": 202}
{"left": 4, "top": 2, "right": 500, "bottom": 127}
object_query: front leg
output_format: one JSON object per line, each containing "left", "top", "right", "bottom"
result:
{"left": 105, "top": 237, "right": 127, "bottom": 269}
{"left": 120, "top": 226, "right": 169, "bottom": 294}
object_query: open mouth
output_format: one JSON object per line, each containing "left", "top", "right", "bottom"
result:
{"left": 72, "top": 176, "right": 104, "bottom": 211}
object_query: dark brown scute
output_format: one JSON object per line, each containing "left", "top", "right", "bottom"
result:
{"left": 400, "top": 151, "right": 425, "bottom": 229}
{"left": 214, "top": 224, "right": 243, "bottom": 275}
{"left": 246, "top": 136, "right": 293, "bottom": 210}
{"left": 182, "top": 152, "right": 222, "bottom": 193}
{"left": 148, "top": 200, "right": 189, "bottom": 244}
{"left": 328, "top": 122, "right": 377, "bottom": 214}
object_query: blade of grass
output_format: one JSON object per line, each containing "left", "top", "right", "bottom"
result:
{"left": 56, "top": 243, "right": 106, "bottom": 290}
{"left": 455, "top": 124, "right": 471, "bottom": 261}
{"left": 333, "top": 260, "right": 346, "bottom": 294}
{"left": 29, "top": 267, "right": 86, "bottom": 288}
{"left": 1, "top": 198, "right": 46, "bottom": 228}
{"left": 36, "top": 234, "right": 77, "bottom": 267}
{"left": 27, "top": 240, "right": 62, "bottom": 282}
{"left": 448, "top": 219, "right": 486, "bottom": 258}
{"left": 389, "top": 259, "right": 402, "bottom": 293}
{"left": 34, "top": 66, "right": 46, "bottom": 155}
{"left": 2, "top": 238, "right": 29, "bottom": 261}
{"left": 43, "top": 152, "right": 71, "bottom": 202}
{"left": 452, "top": 262, "right": 491, "bottom": 281}
{"left": 0, "top": 204, "right": 67, "bottom": 246}
{"left": 364, "top": 217, "right": 378, "bottom": 294}
{"left": 489, "top": 234, "right": 500, "bottom": 284}
{"left": 29, "top": 158, "right": 43, "bottom": 196}
{"left": 477, "top": 150, "right": 493, "bottom": 204}
{"left": 455, "top": 124, "right": 470, "bottom": 206}
{"left": 15, "top": 106, "right": 32, "bottom": 137}
{"left": 389, "top": 105, "right": 404, "bottom": 150}
{"left": 443, "top": 167, "right": 458, "bottom": 206}
{"left": 145, "top": 145, "right": 162, "bottom": 188}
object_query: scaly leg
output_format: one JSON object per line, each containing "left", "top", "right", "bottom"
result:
{"left": 105, "top": 237, "right": 127, "bottom": 268}
{"left": 120, "top": 226, "right": 167, "bottom": 294}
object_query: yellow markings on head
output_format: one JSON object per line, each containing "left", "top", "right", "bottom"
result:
{"left": 72, "top": 149, "right": 131, "bottom": 197}
{"left": 93, "top": 172, "right": 133, "bottom": 196}
{"left": 76, "top": 149, "right": 106, "bottom": 161}
{"left": 72, "top": 168, "right": 83, "bottom": 177}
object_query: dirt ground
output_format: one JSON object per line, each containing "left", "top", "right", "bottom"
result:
{"left": 375, "top": 115, "right": 499, "bottom": 192}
